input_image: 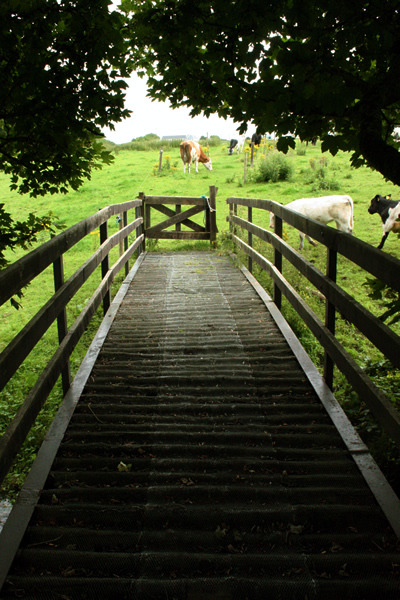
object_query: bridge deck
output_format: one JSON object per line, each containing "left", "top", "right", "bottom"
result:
{"left": 1, "top": 252, "right": 399, "bottom": 599}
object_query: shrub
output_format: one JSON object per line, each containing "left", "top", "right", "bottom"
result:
{"left": 305, "top": 159, "right": 340, "bottom": 191}
{"left": 250, "top": 151, "right": 294, "bottom": 183}
{"left": 296, "top": 143, "right": 307, "bottom": 156}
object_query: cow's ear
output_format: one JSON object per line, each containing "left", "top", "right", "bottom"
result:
{"left": 387, "top": 195, "right": 391, "bottom": 199}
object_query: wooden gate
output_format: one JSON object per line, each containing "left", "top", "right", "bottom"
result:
{"left": 140, "top": 185, "right": 218, "bottom": 245}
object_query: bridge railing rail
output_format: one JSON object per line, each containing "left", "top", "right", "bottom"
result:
{"left": 0, "top": 199, "right": 144, "bottom": 486}
{"left": 227, "top": 196, "right": 400, "bottom": 445}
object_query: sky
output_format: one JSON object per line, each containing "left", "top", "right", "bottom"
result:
{"left": 101, "top": 73, "right": 248, "bottom": 144}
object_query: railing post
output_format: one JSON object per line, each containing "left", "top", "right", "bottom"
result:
{"left": 209, "top": 185, "right": 217, "bottom": 246}
{"left": 248, "top": 206, "right": 253, "bottom": 273}
{"left": 100, "top": 220, "right": 111, "bottom": 315}
{"left": 324, "top": 247, "right": 337, "bottom": 389}
{"left": 123, "top": 210, "right": 129, "bottom": 276}
{"left": 52, "top": 250, "right": 71, "bottom": 395}
{"left": 273, "top": 214, "right": 283, "bottom": 309}
{"left": 137, "top": 192, "right": 145, "bottom": 255}
{"left": 118, "top": 213, "right": 123, "bottom": 258}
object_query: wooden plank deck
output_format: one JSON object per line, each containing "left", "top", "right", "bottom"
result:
{"left": 1, "top": 251, "right": 399, "bottom": 599}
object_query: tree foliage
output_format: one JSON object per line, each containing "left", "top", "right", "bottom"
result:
{"left": 0, "top": 0, "right": 131, "bottom": 271}
{"left": 121, "top": 0, "right": 400, "bottom": 185}
{"left": 1, "top": 0, "right": 130, "bottom": 197}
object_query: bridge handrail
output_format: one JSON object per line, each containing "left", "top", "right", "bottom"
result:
{"left": 0, "top": 199, "right": 144, "bottom": 486}
{"left": 0, "top": 200, "right": 141, "bottom": 306}
{"left": 227, "top": 196, "right": 400, "bottom": 445}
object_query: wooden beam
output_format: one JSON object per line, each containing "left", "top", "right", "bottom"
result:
{"left": 146, "top": 205, "right": 203, "bottom": 237}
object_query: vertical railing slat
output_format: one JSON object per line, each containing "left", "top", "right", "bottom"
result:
{"left": 53, "top": 252, "right": 71, "bottom": 395}
{"left": 100, "top": 221, "right": 110, "bottom": 315}
{"left": 324, "top": 247, "right": 337, "bottom": 389}
{"left": 273, "top": 214, "right": 283, "bottom": 309}
{"left": 123, "top": 211, "right": 129, "bottom": 276}
{"left": 248, "top": 206, "right": 253, "bottom": 273}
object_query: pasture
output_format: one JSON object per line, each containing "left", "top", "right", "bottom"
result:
{"left": 1, "top": 138, "right": 400, "bottom": 497}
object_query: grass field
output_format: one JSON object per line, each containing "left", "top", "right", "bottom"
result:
{"left": 1, "top": 138, "right": 400, "bottom": 497}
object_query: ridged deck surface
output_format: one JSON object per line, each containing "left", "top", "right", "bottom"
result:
{"left": 2, "top": 252, "right": 399, "bottom": 599}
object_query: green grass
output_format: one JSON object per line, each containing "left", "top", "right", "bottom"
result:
{"left": 1, "top": 139, "right": 400, "bottom": 497}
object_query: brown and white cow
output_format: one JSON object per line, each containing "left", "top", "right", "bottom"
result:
{"left": 180, "top": 140, "right": 212, "bottom": 173}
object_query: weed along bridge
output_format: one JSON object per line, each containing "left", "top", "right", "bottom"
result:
{"left": 1, "top": 189, "right": 400, "bottom": 599}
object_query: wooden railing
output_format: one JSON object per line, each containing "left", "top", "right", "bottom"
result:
{"left": 227, "top": 196, "right": 400, "bottom": 445}
{"left": 0, "top": 200, "right": 143, "bottom": 485}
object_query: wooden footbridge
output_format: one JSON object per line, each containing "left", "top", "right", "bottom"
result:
{"left": 0, "top": 192, "right": 400, "bottom": 599}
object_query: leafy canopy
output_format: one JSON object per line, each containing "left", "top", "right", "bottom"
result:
{"left": 121, "top": 0, "right": 400, "bottom": 185}
{"left": 0, "top": 0, "right": 130, "bottom": 269}
{"left": 1, "top": 0, "right": 130, "bottom": 197}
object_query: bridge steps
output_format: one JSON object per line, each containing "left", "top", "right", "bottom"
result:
{"left": 1, "top": 252, "right": 399, "bottom": 599}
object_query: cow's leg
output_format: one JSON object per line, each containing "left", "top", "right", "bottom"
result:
{"left": 378, "top": 232, "right": 389, "bottom": 250}
{"left": 307, "top": 235, "right": 318, "bottom": 247}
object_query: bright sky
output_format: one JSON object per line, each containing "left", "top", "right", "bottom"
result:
{"left": 101, "top": 73, "right": 247, "bottom": 144}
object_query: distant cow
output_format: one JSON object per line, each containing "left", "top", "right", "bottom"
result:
{"left": 228, "top": 139, "right": 238, "bottom": 155}
{"left": 228, "top": 134, "right": 246, "bottom": 155}
{"left": 251, "top": 133, "right": 262, "bottom": 146}
{"left": 368, "top": 194, "right": 400, "bottom": 250}
{"left": 269, "top": 195, "right": 354, "bottom": 250}
{"left": 180, "top": 140, "right": 212, "bottom": 173}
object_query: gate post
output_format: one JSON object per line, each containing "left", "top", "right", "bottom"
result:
{"left": 209, "top": 185, "right": 217, "bottom": 246}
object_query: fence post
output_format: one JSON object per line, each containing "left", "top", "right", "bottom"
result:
{"left": 250, "top": 142, "right": 255, "bottom": 167}
{"left": 158, "top": 148, "right": 163, "bottom": 174}
{"left": 52, "top": 250, "right": 71, "bottom": 395}
{"left": 273, "top": 215, "right": 282, "bottom": 309}
{"left": 100, "top": 221, "right": 111, "bottom": 315}
{"left": 248, "top": 206, "right": 253, "bottom": 273}
{"left": 324, "top": 248, "right": 337, "bottom": 389}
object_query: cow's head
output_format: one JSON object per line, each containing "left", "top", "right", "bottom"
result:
{"left": 204, "top": 158, "right": 212, "bottom": 171}
{"left": 368, "top": 194, "right": 386, "bottom": 214}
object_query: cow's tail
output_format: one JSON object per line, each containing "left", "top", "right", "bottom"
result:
{"left": 346, "top": 195, "right": 354, "bottom": 230}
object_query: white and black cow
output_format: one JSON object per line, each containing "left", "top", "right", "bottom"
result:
{"left": 251, "top": 133, "right": 262, "bottom": 146}
{"left": 228, "top": 139, "right": 238, "bottom": 155}
{"left": 368, "top": 194, "right": 400, "bottom": 250}
{"left": 269, "top": 195, "right": 354, "bottom": 250}
{"left": 180, "top": 141, "right": 212, "bottom": 173}
{"left": 228, "top": 135, "right": 246, "bottom": 155}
